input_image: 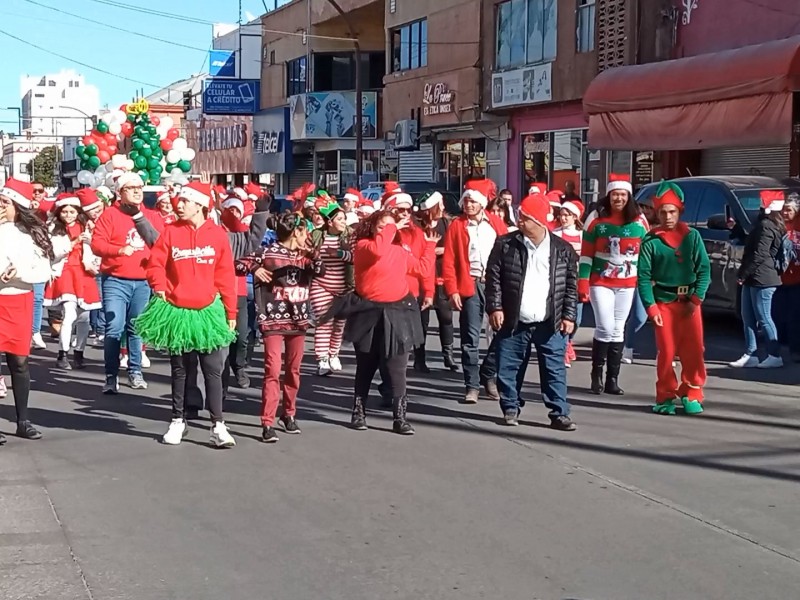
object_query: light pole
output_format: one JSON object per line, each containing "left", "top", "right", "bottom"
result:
{"left": 58, "top": 106, "right": 94, "bottom": 134}
{"left": 4, "top": 107, "right": 21, "bottom": 135}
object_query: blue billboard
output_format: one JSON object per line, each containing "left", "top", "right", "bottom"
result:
{"left": 209, "top": 50, "right": 236, "bottom": 77}
{"left": 203, "top": 79, "right": 261, "bottom": 115}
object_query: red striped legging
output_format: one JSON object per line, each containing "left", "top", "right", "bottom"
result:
{"left": 309, "top": 283, "right": 346, "bottom": 361}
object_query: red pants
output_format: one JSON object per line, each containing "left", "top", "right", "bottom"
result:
{"left": 262, "top": 334, "right": 305, "bottom": 427}
{"left": 654, "top": 301, "right": 706, "bottom": 403}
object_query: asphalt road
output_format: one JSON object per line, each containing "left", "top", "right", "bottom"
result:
{"left": 1, "top": 315, "right": 799, "bottom": 600}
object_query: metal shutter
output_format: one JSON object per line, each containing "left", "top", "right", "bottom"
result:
{"left": 288, "top": 155, "right": 314, "bottom": 191}
{"left": 399, "top": 143, "right": 434, "bottom": 183}
{"left": 700, "top": 146, "right": 790, "bottom": 178}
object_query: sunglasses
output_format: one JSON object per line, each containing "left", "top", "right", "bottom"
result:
{"left": 32, "top": 188, "right": 45, "bottom": 194}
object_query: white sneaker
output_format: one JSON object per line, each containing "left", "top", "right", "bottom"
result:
{"left": 757, "top": 355, "right": 783, "bottom": 369}
{"left": 317, "top": 358, "right": 331, "bottom": 376}
{"left": 162, "top": 419, "right": 187, "bottom": 445}
{"left": 329, "top": 356, "right": 342, "bottom": 372}
{"left": 119, "top": 354, "right": 128, "bottom": 370}
{"left": 622, "top": 347, "right": 633, "bottom": 364}
{"left": 141, "top": 352, "right": 151, "bottom": 369}
{"left": 729, "top": 354, "right": 758, "bottom": 368}
{"left": 0, "top": 376, "right": 6, "bottom": 398}
{"left": 31, "top": 333, "right": 46, "bottom": 350}
{"left": 210, "top": 421, "right": 236, "bottom": 448}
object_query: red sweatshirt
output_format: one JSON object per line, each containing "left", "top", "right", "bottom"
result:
{"left": 442, "top": 212, "right": 508, "bottom": 298}
{"left": 91, "top": 205, "right": 164, "bottom": 279}
{"left": 354, "top": 223, "right": 436, "bottom": 303}
{"left": 146, "top": 220, "right": 237, "bottom": 319}
{"left": 397, "top": 224, "right": 435, "bottom": 299}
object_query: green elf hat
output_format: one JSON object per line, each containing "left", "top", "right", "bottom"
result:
{"left": 416, "top": 191, "right": 444, "bottom": 213}
{"left": 318, "top": 200, "right": 342, "bottom": 221}
{"left": 654, "top": 180, "right": 685, "bottom": 212}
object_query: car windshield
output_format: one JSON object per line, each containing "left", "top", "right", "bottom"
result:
{"left": 733, "top": 189, "right": 776, "bottom": 222}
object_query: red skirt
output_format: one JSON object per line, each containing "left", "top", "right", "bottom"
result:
{"left": 44, "top": 264, "right": 101, "bottom": 310}
{"left": 0, "top": 292, "right": 33, "bottom": 356}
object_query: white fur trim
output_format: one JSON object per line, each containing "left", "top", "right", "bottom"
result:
{"left": 344, "top": 193, "right": 359, "bottom": 203}
{"left": 528, "top": 185, "right": 544, "bottom": 195}
{"left": 179, "top": 186, "right": 211, "bottom": 208}
{"left": 461, "top": 189, "right": 488, "bottom": 209}
{"left": 419, "top": 191, "right": 443, "bottom": 211}
{"left": 607, "top": 180, "right": 633, "bottom": 195}
{"left": 0, "top": 187, "right": 31, "bottom": 209}
{"left": 222, "top": 198, "right": 245, "bottom": 215}
{"left": 561, "top": 201, "right": 582, "bottom": 218}
{"left": 232, "top": 187, "right": 247, "bottom": 200}
{"left": 764, "top": 200, "right": 785, "bottom": 214}
{"left": 385, "top": 192, "right": 413, "bottom": 209}
{"left": 55, "top": 196, "right": 81, "bottom": 209}
{"left": 116, "top": 172, "right": 144, "bottom": 192}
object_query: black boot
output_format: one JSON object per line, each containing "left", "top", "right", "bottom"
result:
{"left": 442, "top": 345, "right": 459, "bottom": 372}
{"left": 16, "top": 421, "right": 42, "bottom": 440}
{"left": 73, "top": 350, "right": 85, "bottom": 370}
{"left": 56, "top": 350, "right": 71, "bottom": 370}
{"left": 605, "top": 342, "right": 625, "bottom": 395}
{"left": 413, "top": 346, "right": 431, "bottom": 374}
{"left": 590, "top": 339, "right": 608, "bottom": 395}
{"left": 392, "top": 396, "right": 415, "bottom": 435}
{"left": 351, "top": 396, "right": 368, "bottom": 431}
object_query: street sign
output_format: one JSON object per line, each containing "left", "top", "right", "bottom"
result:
{"left": 209, "top": 50, "right": 236, "bottom": 78}
{"left": 202, "top": 79, "right": 260, "bottom": 115}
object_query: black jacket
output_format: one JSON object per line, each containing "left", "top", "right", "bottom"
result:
{"left": 486, "top": 231, "right": 578, "bottom": 332}
{"left": 738, "top": 214, "right": 783, "bottom": 288}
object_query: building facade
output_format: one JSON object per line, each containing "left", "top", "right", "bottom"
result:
{"left": 20, "top": 70, "right": 99, "bottom": 138}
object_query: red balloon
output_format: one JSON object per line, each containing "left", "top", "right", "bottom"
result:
{"left": 120, "top": 122, "right": 133, "bottom": 136}
{"left": 97, "top": 150, "right": 111, "bottom": 163}
{"left": 105, "top": 133, "right": 117, "bottom": 146}
{"left": 167, "top": 128, "right": 180, "bottom": 140}
{"left": 119, "top": 104, "right": 128, "bottom": 113}
{"left": 82, "top": 135, "right": 93, "bottom": 146}
{"left": 160, "top": 138, "right": 173, "bottom": 151}
{"left": 151, "top": 115, "right": 160, "bottom": 127}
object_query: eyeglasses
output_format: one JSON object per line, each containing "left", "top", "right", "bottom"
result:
{"left": 395, "top": 207, "right": 412, "bottom": 214}
{"left": 32, "top": 188, "right": 45, "bottom": 194}
{"left": 122, "top": 187, "right": 144, "bottom": 193}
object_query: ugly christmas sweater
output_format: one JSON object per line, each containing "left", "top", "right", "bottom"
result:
{"left": 578, "top": 213, "right": 648, "bottom": 296}
{"left": 636, "top": 223, "right": 711, "bottom": 316}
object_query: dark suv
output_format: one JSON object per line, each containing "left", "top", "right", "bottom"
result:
{"left": 635, "top": 176, "right": 799, "bottom": 314}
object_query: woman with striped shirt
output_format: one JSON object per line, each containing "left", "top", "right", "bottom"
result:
{"left": 309, "top": 201, "right": 353, "bottom": 375}
{"left": 553, "top": 200, "right": 584, "bottom": 367}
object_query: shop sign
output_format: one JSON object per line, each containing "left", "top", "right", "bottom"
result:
{"left": 491, "top": 63, "right": 552, "bottom": 109}
{"left": 289, "top": 91, "right": 377, "bottom": 140}
{"left": 253, "top": 131, "right": 284, "bottom": 155}
{"left": 252, "top": 107, "right": 292, "bottom": 174}
{"left": 422, "top": 82, "right": 455, "bottom": 117}
{"left": 634, "top": 151, "right": 655, "bottom": 189}
{"left": 198, "top": 123, "right": 248, "bottom": 152}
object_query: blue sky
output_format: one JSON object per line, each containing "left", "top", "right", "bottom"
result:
{"left": 0, "top": 0, "right": 274, "bottom": 132}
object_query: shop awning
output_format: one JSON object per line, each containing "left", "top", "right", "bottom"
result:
{"left": 584, "top": 36, "right": 800, "bottom": 150}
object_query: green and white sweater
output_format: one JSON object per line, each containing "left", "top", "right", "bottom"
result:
{"left": 578, "top": 213, "right": 649, "bottom": 296}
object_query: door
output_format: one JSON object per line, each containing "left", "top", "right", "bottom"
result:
{"left": 691, "top": 184, "right": 737, "bottom": 309}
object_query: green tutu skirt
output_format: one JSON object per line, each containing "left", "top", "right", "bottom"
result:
{"left": 134, "top": 296, "right": 236, "bottom": 355}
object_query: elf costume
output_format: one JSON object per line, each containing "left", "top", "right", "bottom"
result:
{"left": 637, "top": 181, "right": 711, "bottom": 415}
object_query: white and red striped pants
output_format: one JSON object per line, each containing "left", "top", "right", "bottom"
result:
{"left": 309, "top": 284, "right": 346, "bottom": 360}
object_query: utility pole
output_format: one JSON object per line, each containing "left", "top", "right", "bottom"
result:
{"left": 325, "top": 0, "right": 363, "bottom": 187}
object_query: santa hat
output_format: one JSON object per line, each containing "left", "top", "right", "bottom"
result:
{"left": 528, "top": 184, "right": 545, "bottom": 195}
{"left": 232, "top": 187, "right": 248, "bottom": 201}
{"left": 607, "top": 173, "right": 633, "bottom": 195}
{"left": 76, "top": 188, "right": 103, "bottom": 212}
{"left": 382, "top": 185, "right": 413, "bottom": 210}
{"left": 546, "top": 190, "right": 563, "bottom": 207}
{"left": 461, "top": 179, "right": 496, "bottom": 209}
{"left": 343, "top": 188, "right": 363, "bottom": 204}
{"left": 654, "top": 181, "right": 685, "bottom": 212}
{"left": 178, "top": 181, "right": 213, "bottom": 209}
{"left": 519, "top": 193, "right": 551, "bottom": 226}
{"left": 116, "top": 171, "right": 144, "bottom": 192}
{"left": 221, "top": 197, "right": 245, "bottom": 215}
{"left": 417, "top": 191, "right": 444, "bottom": 212}
{"left": 561, "top": 200, "right": 585, "bottom": 219}
{"left": 156, "top": 190, "right": 171, "bottom": 204}
{"left": 241, "top": 200, "right": 255, "bottom": 226}
{"left": 244, "top": 182, "right": 262, "bottom": 200}
{"left": 95, "top": 186, "right": 114, "bottom": 205}
{"left": 0, "top": 178, "right": 34, "bottom": 209}
{"left": 54, "top": 192, "right": 81, "bottom": 209}
{"left": 760, "top": 190, "right": 785, "bottom": 214}
{"left": 213, "top": 184, "right": 228, "bottom": 200}
{"left": 355, "top": 197, "right": 376, "bottom": 217}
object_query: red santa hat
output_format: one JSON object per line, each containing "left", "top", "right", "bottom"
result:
{"left": 760, "top": 190, "right": 785, "bottom": 214}
{"left": 54, "top": 192, "right": 81, "bottom": 209}
{"left": 461, "top": 179, "right": 496, "bottom": 209}
{"left": 546, "top": 190, "right": 563, "bottom": 207}
{"left": 76, "top": 188, "right": 103, "bottom": 212}
{"left": 231, "top": 186, "right": 248, "bottom": 201}
{"left": 382, "top": 186, "right": 413, "bottom": 210}
{"left": 0, "top": 178, "right": 34, "bottom": 209}
{"left": 528, "top": 183, "right": 546, "bottom": 195}
{"left": 178, "top": 181, "right": 213, "bottom": 209}
{"left": 560, "top": 199, "right": 585, "bottom": 219}
{"left": 343, "top": 188, "right": 363, "bottom": 204}
{"left": 518, "top": 193, "right": 551, "bottom": 226}
{"left": 115, "top": 171, "right": 144, "bottom": 192}
{"left": 221, "top": 197, "right": 245, "bottom": 215}
{"left": 156, "top": 190, "right": 171, "bottom": 204}
{"left": 355, "top": 197, "right": 376, "bottom": 217}
{"left": 244, "top": 182, "right": 262, "bottom": 200}
{"left": 607, "top": 173, "right": 633, "bottom": 195}
{"left": 241, "top": 200, "right": 255, "bottom": 226}
{"left": 213, "top": 184, "right": 228, "bottom": 200}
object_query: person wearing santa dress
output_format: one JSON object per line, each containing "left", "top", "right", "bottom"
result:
{"left": 0, "top": 179, "right": 60, "bottom": 442}
{"left": 154, "top": 190, "right": 177, "bottom": 226}
{"left": 44, "top": 193, "right": 102, "bottom": 370}
{"left": 77, "top": 188, "right": 107, "bottom": 343}
{"left": 553, "top": 199, "right": 585, "bottom": 367}
{"left": 342, "top": 188, "right": 362, "bottom": 226}
{"left": 135, "top": 182, "right": 238, "bottom": 448}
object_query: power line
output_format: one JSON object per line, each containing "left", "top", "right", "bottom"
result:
{"left": 83, "top": 0, "right": 215, "bottom": 25}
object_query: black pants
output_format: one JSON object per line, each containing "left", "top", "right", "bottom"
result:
{"left": 184, "top": 353, "right": 206, "bottom": 411}
{"left": 419, "top": 285, "right": 454, "bottom": 347}
{"left": 355, "top": 321, "right": 409, "bottom": 399}
{"left": 171, "top": 349, "right": 226, "bottom": 423}
{"left": 229, "top": 295, "right": 249, "bottom": 372}
{"left": 3, "top": 353, "right": 30, "bottom": 423}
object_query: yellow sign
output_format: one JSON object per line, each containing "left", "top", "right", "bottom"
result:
{"left": 127, "top": 99, "right": 150, "bottom": 115}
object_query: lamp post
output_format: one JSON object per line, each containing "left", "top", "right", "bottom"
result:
{"left": 4, "top": 107, "right": 21, "bottom": 135}
{"left": 58, "top": 106, "right": 94, "bottom": 134}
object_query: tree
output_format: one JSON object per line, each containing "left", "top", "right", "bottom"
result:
{"left": 27, "top": 145, "right": 62, "bottom": 188}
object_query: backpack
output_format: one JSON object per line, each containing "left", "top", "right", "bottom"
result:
{"left": 774, "top": 232, "right": 796, "bottom": 275}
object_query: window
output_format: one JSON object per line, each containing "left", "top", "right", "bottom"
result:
{"left": 313, "top": 52, "right": 385, "bottom": 91}
{"left": 74, "top": 81, "right": 79, "bottom": 88}
{"left": 69, "top": 81, "right": 74, "bottom": 88}
{"left": 286, "top": 56, "right": 307, "bottom": 97}
{"left": 521, "top": 132, "right": 551, "bottom": 199}
{"left": 695, "top": 188, "right": 728, "bottom": 227}
{"left": 391, "top": 19, "right": 428, "bottom": 73}
{"left": 496, "top": 0, "right": 557, "bottom": 69}
{"left": 577, "top": 0, "right": 596, "bottom": 52}
{"left": 48, "top": 80, "right": 56, "bottom": 87}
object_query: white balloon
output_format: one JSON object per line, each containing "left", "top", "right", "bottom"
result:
{"left": 126, "top": 159, "right": 135, "bottom": 171}
{"left": 77, "top": 170, "right": 94, "bottom": 185}
{"left": 111, "top": 154, "right": 127, "bottom": 169}
{"left": 113, "top": 110, "right": 126, "bottom": 124}
{"left": 160, "top": 116, "right": 174, "bottom": 130}
{"left": 93, "top": 174, "right": 106, "bottom": 188}
{"left": 108, "top": 122, "right": 122, "bottom": 135}
{"left": 105, "top": 161, "right": 115, "bottom": 172}
{"left": 172, "top": 138, "right": 187, "bottom": 151}
{"left": 166, "top": 149, "right": 181, "bottom": 164}
{"left": 180, "top": 148, "right": 196, "bottom": 162}
{"left": 95, "top": 166, "right": 107, "bottom": 178}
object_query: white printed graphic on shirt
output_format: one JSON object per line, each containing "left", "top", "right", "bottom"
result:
{"left": 171, "top": 245, "right": 217, "bottom": 265}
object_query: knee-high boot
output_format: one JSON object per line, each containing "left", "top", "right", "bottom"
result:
{"left": 413, "top": 345, "right": 430, "bottom": 373}
{"left": 392, "top": 395, "right": 415, "bottom": 435}
{"left": 591, "top": 339, "right": 608, "bottom": 395}
{"left": 351, "top": 395, "right": 368, "bottom": 430}
{"left": 605, "top": 342, "right": 625, "bottom": 395}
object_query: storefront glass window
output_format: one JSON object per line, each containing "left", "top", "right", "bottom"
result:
{"left": 551, "top": 130, "right": 582, "bottom": 195}
{"left": 609, "top": 150, "right": 633, "bottom": 181}
{"left": 438, "top": 139, "right": 488, "bottom": 192}
{"left": 521, "top": 132, "right": 550, "bottom": 199}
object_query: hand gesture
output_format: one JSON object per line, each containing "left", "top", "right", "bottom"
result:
{"left": 118, "top": 245, "right": 135, "bottom": 257}
{"left": 420, "top": 297, "right": 433, "bottom": 311}
{"left": 653, "top": 313, "right": 663, "bottom": 327}
{"left": 254, "top": 267, "right": 273, "bottom": 283}
{"left": 0, "top": 266, "right": 17, "bottom": 283}
{"left": 0, "top": 206, "right": 7, "bottom": 224}
{"left": 424, "top": 231, "right": 441, "bottom": 244}
{"left": 79, "top": 231, "right": 92, "bottom": 243}
{"left": 396, "top": 215, "right": 411, "bottom": 230}
{"left": 155, "top": 291, "right": 167, "bottom": 301}
{"left": 450, "top": 293, "right": 463, "bottom": 311}
{"left": 118, "top": 202, "right": 140, "bottom": 216}
{"left": 489, "top": 310, "right": 504, "bottom": 331}
{"left": 560, "top": 320, "right": 575, "bottom": 335}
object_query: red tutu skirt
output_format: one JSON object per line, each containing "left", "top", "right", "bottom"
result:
{"left": 0, "top": 292, "right": 33, "bottom": 356}
{"left": 44, "top": 264, "right": 101, "bottom": 310}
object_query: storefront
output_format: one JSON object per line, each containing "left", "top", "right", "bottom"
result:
{"left": 252, "top": 107, "right": 292, "bottom": 194}
{"left": 184, "top": 115, "right": 253, "bottom": 186}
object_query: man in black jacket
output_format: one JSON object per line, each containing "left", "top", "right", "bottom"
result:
{"left": 485, "top": 193, "right": 578, "bottom": 431}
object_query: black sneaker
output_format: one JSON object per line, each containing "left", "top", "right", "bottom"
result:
{"left": 16, "top": 421, "right": 42, "bottom": 440}
{"left": 550, "top": 416, "right": 577, "bottom": 432}
{"left": 234, "top": 369, "right": 251, "bottom": 389}
{"left": 261, "top": 427, "right": 279, "bottom": 443}
{"left": 280, "top": 416, "right": 301, "bottom": 435}
{"left": 102, "top": 375, "right": 119, "bottom": 395}
{"left": 392, "top": 420, "right": 415, "bottom": 436}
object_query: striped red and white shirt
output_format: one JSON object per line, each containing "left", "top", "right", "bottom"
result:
{"left": 314, "top": 235, "right": 350, "bottom": 295}
{"left": 553, "top": 226, "right": 582, "bottom": 254}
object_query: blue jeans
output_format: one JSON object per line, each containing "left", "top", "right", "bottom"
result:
{"left": 102, "top": 276, "right": 151, "bottom": 377}
{"left": 459, "top": 281, "right": 496, "bottom": 389}
{"left": 623, "top": 289, "right": 648, "bottom": 349}
{"left": 246, "top": 280, "right": 256, "bottom": 334}
{"left": 772, "top": 284, "right": 800, "bottom": 354}
{"left": 495, "top": 321, "right": 570, "bottom": 419}
{"left": 741, "top": 285, "right": 779, "bottom": 357}
{"left": 569, "top": 302, "right": 584, "bottom": 341}
{"left": 32, "top": 282, "right": 45, "bottom": 334}
{"left": 89, "top": 276, "right": 106, "bottom": 335}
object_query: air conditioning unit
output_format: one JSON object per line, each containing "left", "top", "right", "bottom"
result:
{"left": 393, "top": 119, "right": 419, "bottom": 151}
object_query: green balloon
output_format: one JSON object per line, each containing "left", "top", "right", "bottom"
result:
{"left": 141, "top": 147, "right": 153, "bottom": 158}
{"left": 148, "top": 125, "right": 157, "bottom": 135}
{"left": 80, "top": 160, "right": 89, "bottom": 170}
{"left": 139, "top": 133, "right": 151, "bottom": 143}
{"left": 87, "top": 156, "right": 101, "bottom": 169}
{"left": 85, "top": 144, "right": 98, "bottom": 156}
{"left": 141, "top": 115, "right": 150, "bottom": 124}
{"left": 132, "top": 139, "right": 144, "bottom": 151}
{"left": 76, "top": 146, "right": 86, "bottom": 158}
{"left": 127, "top": 114, "right": 136, "bottom": 123}
{"left": 137, "top": 170, "right": 148, "bottom": 182}
{"left": 178, "top": 160, "right": 191, "bottom": 173}
{"left": 96, "top": 121, "right": 109, "bottom": 134}
{"left": 147, "top": 157, "right": 160, "bottom": 170}
{"left": 152, "top": 148, "right": 163, "bottom": 159}
{"left": 149, "top": 169, "right": 160, "bottom": 182}
{"left": 165, "top": 162, "right": 176, "bottom": 172}
{"left": 128, "top": 150, "right": 140, "bottom": 161}
{"left": 134, "top": 155, "right": 148, "bottom": 170}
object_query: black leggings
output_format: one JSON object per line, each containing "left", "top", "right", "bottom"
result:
{"left": 170, "top": 349, "right": 226, "bottom": 423}
{"left": 419, "top": 286, "right": 454, "bottom": 347}
{"left": 3, "top": 353, "right": 30, "bottom": 423}
{"left": 354, "top": 321, "right": 409, "bottom": 399}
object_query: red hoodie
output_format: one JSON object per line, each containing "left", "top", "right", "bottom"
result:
{"left": 91, "top": 205, "right": 164, "bottom": 279}
{"left": 396, "top": 225, "right": 435, "bottom": 299}
{"left": 146, "top": 220, "right": 237, "bottom": 319}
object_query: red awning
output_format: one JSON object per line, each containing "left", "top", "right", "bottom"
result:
{"left": 584, "top": 36, "right": 800, "bottom": 150}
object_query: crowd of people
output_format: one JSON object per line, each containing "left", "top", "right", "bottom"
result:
{"left": 0, "top": 171, "right": 798, "bottom": 446}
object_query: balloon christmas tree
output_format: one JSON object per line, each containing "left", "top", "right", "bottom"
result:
{"left": 75, "top": 99, "right": 196, "bottom": 189}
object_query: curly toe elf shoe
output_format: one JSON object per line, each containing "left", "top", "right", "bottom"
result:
{"left": 652, "top": 399, "right": 677, "bottom": 415}
{"left": 681, "top": 397, "right": 704, "bottom": 415}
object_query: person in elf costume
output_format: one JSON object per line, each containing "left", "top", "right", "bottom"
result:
{"left": 637, "top": 181, "right": 711, "bottom": 415}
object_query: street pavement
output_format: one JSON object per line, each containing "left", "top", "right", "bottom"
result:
{"left": 1, "top": 315, "right": 799, "bottom": 600}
